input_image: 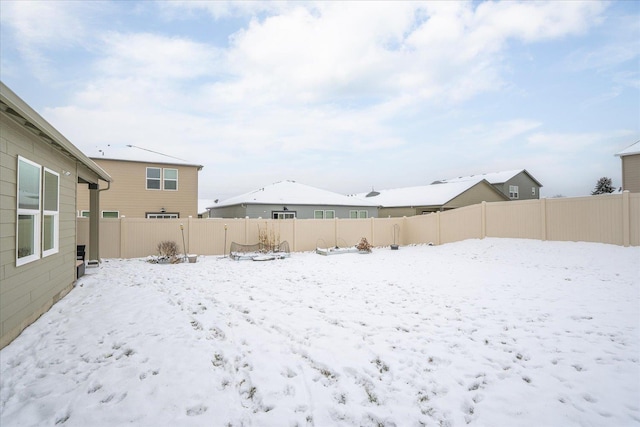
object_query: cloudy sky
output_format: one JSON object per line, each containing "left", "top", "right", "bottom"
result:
{"left": 1, "top": 1, "right": 638, "bottom": 200}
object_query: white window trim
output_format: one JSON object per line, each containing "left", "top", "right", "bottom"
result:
{"left": 273, "top": 211, "right": 295, "bottom": 219}
{"left": 314, "top": 210, "right": 324, "bottom": 219}
{"left": 79, "top": 210, "right": 90, "bottom": 217}
{"left": 532, "top": 187, "right": 536, "bottom": 196}
{"left": 163, "top": 168, "right": 178, "bottom": 191}
{"left": 101, "top": 210, "right": 120, "bottom": 219}
{"left": 509, "top": 185, "right": 519, "bottom": 199}
{"left": 42, "top": 168, "right": 59, "bottom": 258}
{"left": 146, "top": 167, "right": 161, "bottom": 190}
{"left": 146, "top": 213, "right": 179, "bottom": 219}
{"left": 16, "top": 156, "right": 42, "bottom": 266}
{"left": 350, "top": 210, "right": 368, "bottom": 219}
{"left": 325, "top": 210, "right": 335, "bottom": 219}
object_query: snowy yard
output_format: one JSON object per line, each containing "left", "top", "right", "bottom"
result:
{"left": 1, "top": 238, "right": 638, "bottom": 427}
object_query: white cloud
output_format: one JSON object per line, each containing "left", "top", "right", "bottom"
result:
{"left": 0, "top": 1, "right": 106, "bottom": 79}
{"left": 95, "top": 32, "right": 222, "bottom": 81}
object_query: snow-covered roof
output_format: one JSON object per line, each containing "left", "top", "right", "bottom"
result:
{"left": 616, "top": 140, "right": 640, "bottom": 157}
{"left": 359, "top": 179, "right": 494, "bottom": 207}
{"left": 89, "top": 144, "right": 203, "bottom": 169}
{"left": 436, "top": 169, "right": 542, "bottom": 187}
{"left": 209, "top": 180, "right": 379, "bottom": 209}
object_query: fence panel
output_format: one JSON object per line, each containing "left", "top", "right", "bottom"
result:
{"left": 373, "top": 217, "right": 403, "bottom": 247}
{"left": 631, "top": 193, "right": 640, "bottom": 246}
{"left": 546, "top": 195, "right": 623, "bottom": 245}
{"left": 404, "top": 214, "right": 438, "bottom": 245}
{"left": 486, "top": 200, "right": 543, "bottom": 240}
{"left": 440, "top": 205, "right": 482, "bottom": 244}
{"left": 336, "top": 219, "right": 372, "bottom": 248}
{"left": 294, "top": 219, "right": 337, "bottom": 252}
{"left": 100, "top": 219, "right": 121, "bottom": 258}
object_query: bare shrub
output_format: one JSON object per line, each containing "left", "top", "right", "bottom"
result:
{"left": 357, "top": 237, "right": 373, "bottom": 253}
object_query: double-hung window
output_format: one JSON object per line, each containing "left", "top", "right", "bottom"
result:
{"left": 349, "top": 210, "right": 368, "bottom": 219}
{"left": 314, "top": 210, "right": 335, "bottom": 219}
{"left": 146, "top": 167, "right": 161, "bottom": 190}
{"left": 17, "top": 157, "right": 60, "bottom": 266}
{"left": 17, "top": 157, "right": 41, "bottom": 265}
{"left": 163, "top": 168, "right": 178, "bottom": 190}
{"left": 509, "top": 185, "right": 519, "bottom": 199}
{"left": 147, "top": 167, "right": 178, "bottom": 190}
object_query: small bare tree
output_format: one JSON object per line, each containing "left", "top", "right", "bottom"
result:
{"left": 257, "top": 222, "right": 280, "bottom": 253}
{"left": 157, "top": 241, "right": 180, "bottom": 263}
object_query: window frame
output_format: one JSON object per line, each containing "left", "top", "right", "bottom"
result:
{"left": 146, "top": 213, "right": 179, "bottom": 219}
{"left": 509, "top": 185, "right": 519, "bottom": 199}
{"left": 532, "top": 187, "right": 536, "bottom": 196}
{"left": 272, "top": 211, "right": 296, "bottom": 219}
{"left": 16, "top": 156, "right": 42, "bottom": 266}
{"left": 42, "top": 167, "right": 59, "bottom": 257}
{"left": 163, "top": 168, "right": 178, "bottom": 191}
{"left": 350, "top": 210, "right": 368, "bottom": 219}
{"left": 102, "top": 210, "right": 120, "bottom": 219}
{"left": 146, "top": 167, "right": 161, "bottom": 190}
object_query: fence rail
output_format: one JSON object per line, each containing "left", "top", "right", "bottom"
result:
{"left": 77, "top": 192, "right": 639, "bottom": 259}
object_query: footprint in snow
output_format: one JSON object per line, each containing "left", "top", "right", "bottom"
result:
{"left": 186, "top": 404, "right": 208, "bottom": 416}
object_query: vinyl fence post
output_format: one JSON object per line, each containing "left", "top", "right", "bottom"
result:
{"left": 436, "top": 211, "right": 441, "bottom": 246}
{"left": 622, "top": 191, "right": 630, "bottom": 247}
{"left": 540, "top": 198, "right": 547, "bottom": 241}
{"left": 481, "top": 201, "right": 487, "bottom": 239}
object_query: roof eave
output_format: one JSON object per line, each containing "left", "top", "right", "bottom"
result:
{"left": 1, "top": 82, "right": 112, "bottom": 183}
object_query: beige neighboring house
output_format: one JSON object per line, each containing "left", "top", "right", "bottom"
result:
{"left": 435, "top": 169, "right": 543, "bottom": 200}
{"left": 1, "top": 82, "right": 112, "bottom": 349}
{"left": 616, "top": 140, "right": 640, "bottom": 193}
{"left": 362, "top": 179, "right": 509, "bottom": 217}
{"left": 77, "top": 156, "right": 203, "bottom": 219}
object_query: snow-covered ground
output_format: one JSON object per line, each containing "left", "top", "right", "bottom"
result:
{"left": 1, "top": 238, "right": 638, "bottom": 427}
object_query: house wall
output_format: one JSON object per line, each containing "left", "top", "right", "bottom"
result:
{"left": 444, "top": 182, "right": 508, "bottom": 208}
{"left": 209, "top": 204, "right": 378, "bottom": 219}
{"left": 377, "top": 182, "right": 508, "bottom": 218}
{"left": 1, "top": 111, "right": 79, "bottom": 349}
{"left": 621, "top": 154, "right": 640, "bottom": 193}
{"left": 493, "top": 173, "right": 541, "bottom": 200}
{"left": 77, "top": 158, "right": 199, "bottom": 218}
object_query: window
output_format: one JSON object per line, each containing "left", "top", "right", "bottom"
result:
{"left": 79, "top": 210, "right": 90, "bottom": 218}
{"left": 349, "top": 210, "right": 368, "bottom": 219}
{"left": 163, "top": 168, "right": 178, "bottom": 190}
{"left": 532, "top": 187, "right": 536, "bottom": 196}
{"left": 146, "top": 167, "right": 178, "bottom": 191}
{"left": 272, "top": 211, "right": 295, "bottom": 219}
{"left": 146, "top": 213, "right": 179, "bottom": 219}
{"left": 102, "top": 211, "right": 119, "bottom": 218}
{"left": 314, "top": 210, "right": 335, "bottom": 219}
{"left": 17, "top": 157, "right": 41, "bottom": 266}
{"left": 146, "top": 167, "right": 161, "bottom": 190}
{"left": 509, "top": 185, "right": 519, "bottom": 199}
{"left": 42, "top": 168, "right": 59, "bottom": 257}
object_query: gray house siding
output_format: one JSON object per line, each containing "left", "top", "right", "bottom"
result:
{"left": 493, "top": 173, "right": 541, "bottom": 200}
{"left": 209, "top": 204, "right": 378, "bottom": 219}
